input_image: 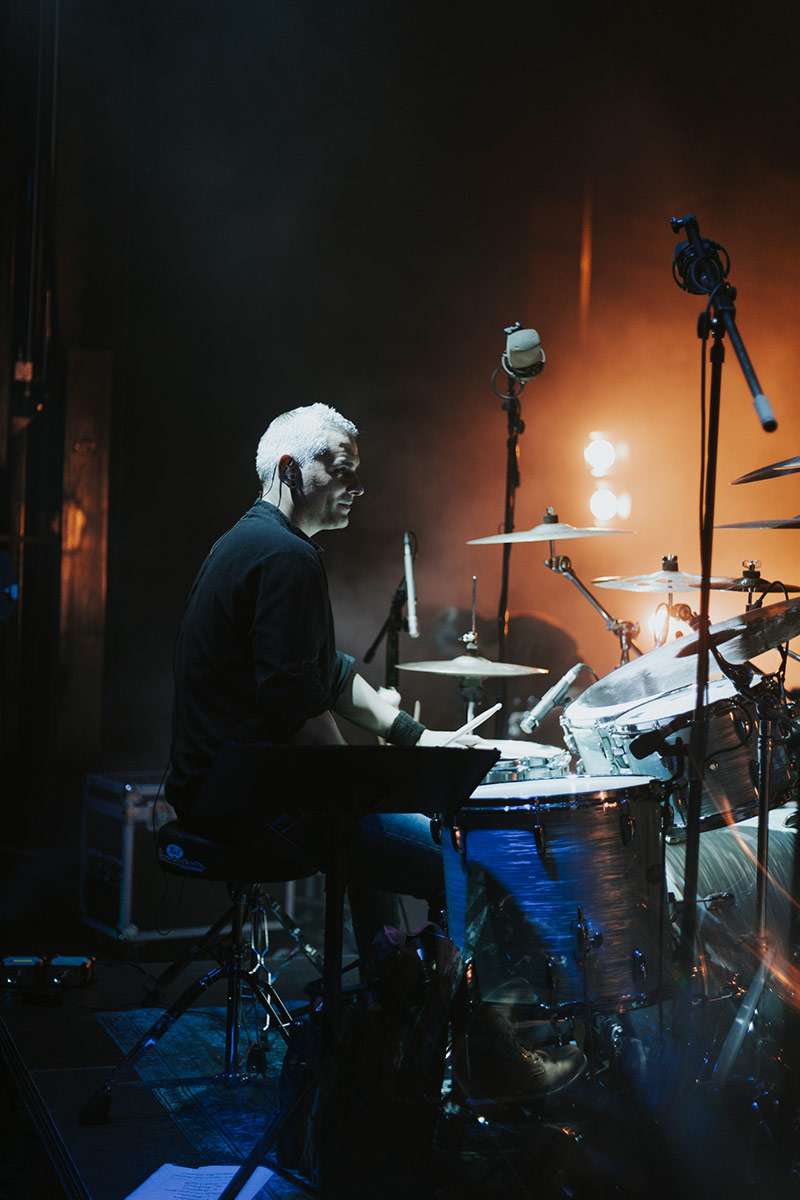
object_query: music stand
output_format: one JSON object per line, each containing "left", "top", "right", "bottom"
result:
{"left": 196, "top": 743, "right": 499, "bottom": 1199}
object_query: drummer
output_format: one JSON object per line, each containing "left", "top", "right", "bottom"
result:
{"left": 166, "top": 402, "right": 585, "bottom": 1100}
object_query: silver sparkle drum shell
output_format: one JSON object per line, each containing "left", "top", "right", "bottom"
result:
{"left": 664, "top": 802, "right": 800, "bottom": 999}
{"left": 561, "top": 677, "right": 794, "bottom": 833}
{"left": 443, "top": 775, "right": 672, "bottom": 1014}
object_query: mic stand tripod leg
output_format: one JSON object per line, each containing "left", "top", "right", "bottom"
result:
{"left": 754, "top": 712, "right": 773, "bottom": 941}
{"left": 708, "top": 711, "right": 775, "bottom": 1089}
{"left": 711, "top": 948, "right": 775, "bottom": 1087}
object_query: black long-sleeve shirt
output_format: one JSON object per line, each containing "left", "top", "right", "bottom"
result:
{"left": 166, "top": 500, "right": 353, "bottom": 814}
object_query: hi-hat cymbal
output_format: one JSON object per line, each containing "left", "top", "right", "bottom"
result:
{"left": 717, "top": 515, "right": 800, "bottom": 530}
{"left": 575, "top": 595, "right": 800, "bottom": 709}
{"left": 732, "top": 456, "right": 800, "bottom": 484}
{"left": 397, "top": 655, "right": 547, "bottom": 678}
{"left": 592, "top": 569, "right": 728, "bottom": 593}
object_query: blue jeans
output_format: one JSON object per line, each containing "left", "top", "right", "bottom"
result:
{"left": 260, "top": 809, "right": 445, "bottom": 959}
{"left": 185, "top": 808, "right": 444, "bottom": 961}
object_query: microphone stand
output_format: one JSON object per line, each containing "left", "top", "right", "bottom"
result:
{"left": 490, "top": 359, "right": 523, "bottom": 737}
{"left": 670, "top": 214, "right": 777, "bottom": 1038}
{"left": 489, "top": 322, "right": 545, "bottom": 736}
{"left": 363, "top": 581, "right": 408, "bottom": 691}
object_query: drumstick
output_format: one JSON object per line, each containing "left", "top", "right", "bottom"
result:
{"left": 441, "top": 702, "right": 502, "bottom": 746}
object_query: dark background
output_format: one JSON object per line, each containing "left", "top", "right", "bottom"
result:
{"left": 3, "top": 0, "right": 800, "bottom": 839}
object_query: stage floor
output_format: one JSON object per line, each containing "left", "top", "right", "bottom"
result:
{"left": 3, "top": 863, "right": 800, "bottom": 1200}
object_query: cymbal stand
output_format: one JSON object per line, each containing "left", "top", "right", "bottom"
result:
{"left": 653, "top": 598, "right": 694, "bottom": 647}
{"left": 544, "top": 549, "right": 643, "bottom": 664}
{"left": 457, "top": 576, "right": 484, "bottom": 723}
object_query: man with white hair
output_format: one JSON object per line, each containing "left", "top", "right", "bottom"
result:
{"left": 166, "top": 402, "right": 585, "bottom": 1101}
{"left": 167, "top": 404, "right": 456, "bottom": 940}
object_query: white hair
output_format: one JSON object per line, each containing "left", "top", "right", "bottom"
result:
{"left": 255, "top": 404, "right": 359, "bottom": 488}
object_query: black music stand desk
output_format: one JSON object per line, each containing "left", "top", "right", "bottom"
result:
{"left": 199, "top": 742, "right": 499, "bottom": 1198}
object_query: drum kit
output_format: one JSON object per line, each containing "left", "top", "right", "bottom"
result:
{"left": 397, "top": 455, "right": 800, "bottom": 1076}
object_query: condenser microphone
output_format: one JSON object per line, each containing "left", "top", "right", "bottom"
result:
{"left": 519, "top": 662, "right": 584, "bottom": 733}
{"left": 404, "top": 532, "right": 419, "bottom": 638}
{"left": 503, "top": 325, "right": 546, "bottom": 383}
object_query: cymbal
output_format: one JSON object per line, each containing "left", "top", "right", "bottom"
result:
{"left": 575, "top": 596, "right": 800, "bottom": 709}
{"left": 468, "top": 521, "right": 633, "bottom": 545}
{"left": 732, "top": 456, "right": 800, "bottom": 484}
{"left": 397, "top": 655, "right": 547, "bottom": 678}
{"left": 692, "top": 575, "right": 800, "bottom": 593}
{"left": 592, "top": 569, "right": 728, "bottom": 593}
{"left": 717, "top": 516, "right": 800, "bottom": 530}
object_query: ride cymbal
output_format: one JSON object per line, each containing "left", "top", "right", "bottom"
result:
{"left": 469, "top": 520, "right": 633, "bottom": 545}
{"left": 592, "top": 554, "right": 727, "bottom": 593}
{"left": 732, "top": 456, "right": 800, "bottom": 484}
{"left": 591, "top": 569, "right": 728, "bottom": 592}
{"left": 397, "top": 655, "right": 547, "bottom": 678}
{"left": 717, "top": 515, "right": 800, "bottom": 530}
{"left": 692, "top": 576, "right": 800, "bottom": 593}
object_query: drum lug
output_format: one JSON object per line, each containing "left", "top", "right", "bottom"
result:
{"left": 451, "top": 825, "right": 467, "bottom": 874}
{"left": 533, "top": 822, "right": 546, "bottom": 855}
{"left": 619, "top": 805, "right": 636, "bottom": 846}
{"left": 631, "top": 948, "right": 647, "bottom": 982}
{"left": 430, "top": 816, "right": 442, "bottom": 846}
{"left": 574, "top": 906, "right": 603, "bottom": 961}
{"left": 700, "top": 891, "right": 735, "bottom": 912}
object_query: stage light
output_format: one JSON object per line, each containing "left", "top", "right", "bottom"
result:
{"left": 589, "top": 487, "right": 619, "bottom": 521}
{"left": 584, "top": 435, "right": 617, "bottom": 475}
{"left": 648, "top": 602, "right": 694, "bottom": 646}
{"left": 584, "top": 432, "right": 631, "bottom": 522}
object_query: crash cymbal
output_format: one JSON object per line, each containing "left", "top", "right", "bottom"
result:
{"left": 705, "top": 596, "right": 800, "bottom": 660}
{"left": 468, "top": 508, "right": 633, "bottom": 545}
{"left": 397, "top": 655, "right": 547, "bottom": 678}
{"left": 717, "top": 515, "right": 800, "bottom": 530}
{"left": 732, "top": 456, "right": 800, "bottom": 484}
{"left": 574, "top": 595, "right": 800, "bottom": 709}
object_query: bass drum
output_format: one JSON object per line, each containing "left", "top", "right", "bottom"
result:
{"left": 664, "top": 802, "right": 800, "bottom": 999}
{"left": 442, "top": 775, "right": 673, "bottom": 1015}
{"left": 562, "top": 676, "right": 795, "bottom": 834}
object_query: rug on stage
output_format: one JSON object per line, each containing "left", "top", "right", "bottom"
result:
{"left": 97, "top": 1005, "right": 303, "bottom": 1197}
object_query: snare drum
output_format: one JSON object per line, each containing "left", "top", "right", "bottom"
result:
{"left": 562, "top": 677, "right": 794, "bottom": 834}
{"left": 443, "top": 775, "right": 672, "bottom": 1014}
{"left": 478, "top": 738, "right": 571, "bottom": 784}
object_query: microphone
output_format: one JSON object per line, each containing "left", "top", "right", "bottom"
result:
{"left": 503, "top": 324, "right": 546, "bottom": 383}
{"left": 403, "top": 531, "right": 419, "bottom": 638}
{"left": 628, "top": 715, "right": 688, "bottom": 760}
{"left": 520, "top": 662, "right": 584, "bottom": 733}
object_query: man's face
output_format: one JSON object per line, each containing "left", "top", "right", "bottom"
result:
{"left": 294, "top": 430, "right": 363, "bottom": 535}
